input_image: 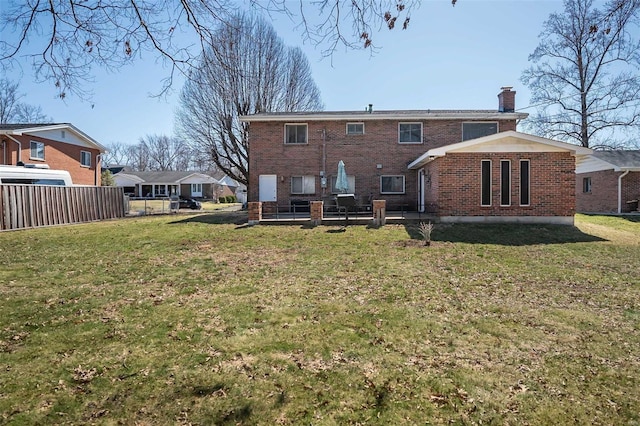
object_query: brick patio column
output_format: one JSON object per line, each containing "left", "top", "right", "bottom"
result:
{"left": 310, "top": 200, "right": 323, "bottom": 225}
{"left": 248, "top": 201, "right": 262, "bottom": 225}
{"left": 372, "top": 199, "right": 386, "bottom": 227}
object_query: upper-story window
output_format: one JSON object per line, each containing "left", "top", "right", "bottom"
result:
{"left": 285, "top": 124, "right": 308, "bottom": 144}
{"left": 462, "top": 122, "right": 498, "bottom": 141}
{"left": 30, "top": 141, "right": 45, "bottom": 160}
{"left": 80, "top": 151, "right": 91, "bottom": 167}
{"left": 398, "top": 122, "right": 422, "bottom": 144}
{"left": 346, "top": 123, "right": 364, "bottom": 135}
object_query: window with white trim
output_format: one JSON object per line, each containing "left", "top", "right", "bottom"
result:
{"left": 330, "top": 175, "right": 355, "bottom": 194}
{"left": 481, "top": 160, "right": 491, "bottom": 206}
{"left": 520, "top": 160, "right": 530, "bottom": 206}
{"left": 191, "top": 183, "right": 202, "bottom": 195}
{"left": 291, "top": 175, "right": 315, "bottom": 194}
{"left": 80, "top": 151, "right": 91, "bottom": 167}
{"left": 398, "top": 123, "right": 422, "bottom": 144}
{"left": 346, "top": 122, "right": 364, "bottom": 135}
{"left": 380, "top": 175, "right": 405, "bottom": 194}
{"left": 30, "top": 141, "right": 44, "bottom": 160}
{"left": 462, "top": 122, "right": 498, "bottom": 141}
{"left": 500, "top": 160, "right": 511, "bottom": 206}
{"left": 284, "top": 124, "right": 308, "bottom": 144}
{"left": 583, "top": 177, "right": 592, "bottom": 193}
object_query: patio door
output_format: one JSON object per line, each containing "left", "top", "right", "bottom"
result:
{"left": 259, "top": 175, "right": 277, "bottom": 202}
{"left": 417, "top": 169, "right": 425, "bottom": 213}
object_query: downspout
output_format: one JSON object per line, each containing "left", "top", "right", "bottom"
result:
{"left": 617, "top": 170, "right": 629, "bottom": 214}
{"left": 5, "top": 134, "right": 22, "bottom": 163}
{"left": 95, "top": 154, "right": 102, "bottom": 186}
{"left": 321, "top": 128, "right": 327, "bottom": 196}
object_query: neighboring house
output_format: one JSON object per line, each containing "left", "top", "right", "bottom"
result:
{"left": 576, "top": 150, "right": 640, "bottom": 213}
{"left": 211, "top": 172, "right": 248, "bottom": 204}
{"left": 241, "top": 87, "right": 593, "bottom": 224}
{"left": 112, "top": 170, "right": 220, "bottom": 198}
{"left": 0, "top": 123, "right": 107, "bottom": 185}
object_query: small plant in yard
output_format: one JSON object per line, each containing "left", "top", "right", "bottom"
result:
{"left": 417, "top": 221, "right": 434, "bottom": 246}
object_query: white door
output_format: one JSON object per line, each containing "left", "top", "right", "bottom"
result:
{"left": 259, "top": 175, "right": 277, "bottom": 202}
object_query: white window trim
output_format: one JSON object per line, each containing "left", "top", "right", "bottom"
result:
{"left": 462, "top": 121, "right": 500, "bottom": 142}
{"left": 583, "top": 177, "right": 592, "bottom": 194}
{"left": 520, "top": 159, "right": 531, "bottom": 206}
{"left": 80, "top": 150, "right": 91, "bottom": 168}
{"left": 284, "top": 123, "right": 308, "bottom": 145}
{"left": 398, "top": 122, "right": 423, "bottom": 144}
{"left": 330, "top": 175, "right": 356, "bottom": 194}
{"left": 481, "top": 160, "right": 492, "bottom": 207}
{"left": 346, "top": 122, "right": 365, "bottom": 135}
{"left": 290, "top": 175, "right": 315, "bottom": 194}
{"left": 500, "top": 159, "right": 511, "bottom": 207}
{"left": 380, "top": 175, "right": 406, "bottom": 194}
{"left": 30, "top": 141, "right": 45, "bottom": 161}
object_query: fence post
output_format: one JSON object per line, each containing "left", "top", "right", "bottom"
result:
{"left": 248, "top": 202, "right": 262, "bottom": 225}
{"left": 372, "top": 199, "right": 386, "bottom": 227}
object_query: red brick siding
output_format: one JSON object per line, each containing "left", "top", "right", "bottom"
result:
{"left": 2, "top": 135, "right": 101, "bottom": 185}
{"left": 248, "top": 118, "right": 517, "bottom": 208}
{"left": 434, "top": 152, "right": 575, "bottom": 217}
{"left": 576, "top": 170, "right": 640, "bottom": 213}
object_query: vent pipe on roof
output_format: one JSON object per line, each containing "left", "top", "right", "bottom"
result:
{"left": 368, "top": 104, "right": 373, "bottom": 113}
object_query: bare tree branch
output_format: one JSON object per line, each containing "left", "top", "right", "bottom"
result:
{"left": 521, "top": 0, "right": 640, "bottom": 148}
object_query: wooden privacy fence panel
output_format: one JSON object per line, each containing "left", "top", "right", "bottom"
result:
{"left": 0, "top": 185, "right": 126, "bottom": 231}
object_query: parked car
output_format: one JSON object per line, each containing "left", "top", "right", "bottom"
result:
{"left": 179, "top": 196, "right": 202, "bottom": 210}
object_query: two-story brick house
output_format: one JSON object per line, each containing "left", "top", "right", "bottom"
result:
{"left": 242, "top": 87, "right": 592, "bottom": 224}
{"left": 0, "top": 123, "right": 106, "bottom": 185}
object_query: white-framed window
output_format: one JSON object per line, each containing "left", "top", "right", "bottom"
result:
{"left": 291, "top": 175, "right": 315, "bottom": 194}
{"left": 30, "top": 141, "right": 45, "bottom": 160}
{"left": 398, "top": 122, "right": 422, "bottom": 144}
{"left": 583, "top": 177, "right": 592, "bottom": 193}
{"left": 191, "top": 183, "right": 202, "bottom": 196}
{"left": 284, "top": 124, "right": 308, "bottom": 144}
{"left": 61, "top": 130, "right": 66, "bottom": 139}
{"left": 500, "top": 160, "right": 511, "bottom": 206}
{"left": 330, "top": 175, "right": 355, "bottom": 194}
{"left": 462, "top": 122, "right": 499, "bottom": 141}
{"left": 520, "top": 160, "right": 530, "bottom": 206}
{"left": 80, "top": 151, "right": 91, "bottom": 167}
{"left": 481, "top": 160, "right": 492, "bottom": 206}
{"left": 380, "top": 175, "right": 405, "bottom": 194}
{"left": 346, "top": 122, "right": 364, "bottom": 135}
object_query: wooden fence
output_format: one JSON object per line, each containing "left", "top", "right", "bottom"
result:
{"left": 0, "top": 185, "right": 126, "bottom": 231}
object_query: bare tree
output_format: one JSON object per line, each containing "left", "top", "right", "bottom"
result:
{"left": 176, "top": 13, "right": 323, "bottom": 186}
{"left": 0, "top": 78, "right": 50, "bottom": 123}
{"left": 139, "top": 134, "right": 190, "bottom": 171}
{"left": 0, "top": 1, "right": 435, "bottom": 100}
{"left": 103, "top": 142, "right": 132, "bottom": 167}
{"left": 125, "top": 143, "right": 150, "bottom": 172}
{"left": 521, "top": 0, "right": 640, "bottom": 149}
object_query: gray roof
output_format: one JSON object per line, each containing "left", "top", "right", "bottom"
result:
{"left": 0, "top": 123, "right": 67, "bottom": 130}
{"left": 116, "top": 171, "right": 216, "bottom": 183}
{"left": 241, "top": 109, "right": 528, "bottom": 122}
{"left": 593, "top": 150, "right": 640, "bottom": 168}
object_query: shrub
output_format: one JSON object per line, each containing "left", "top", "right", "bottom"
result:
{"left": 417, "top": 221, "right": 435, "bottom": 246}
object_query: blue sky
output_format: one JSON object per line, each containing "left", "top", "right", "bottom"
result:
{"left": 3, "top": 1, "right": 563, "bottom": 147}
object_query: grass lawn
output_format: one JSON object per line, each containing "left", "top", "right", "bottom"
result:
{"left": 1, "top": 213, "right": 638, "bottom": 425}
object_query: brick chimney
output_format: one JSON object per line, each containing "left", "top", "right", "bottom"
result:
{"left": 498, "top": 86, "right": 515, "bottom": 112}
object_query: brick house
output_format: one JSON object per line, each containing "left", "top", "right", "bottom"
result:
{"left": 112, "top": 170, "right": 220, "bottom": 199}
{"left": 0, "top": 123, "right": 106, "bottom": 185}
{"left": 241, "top": 87, "right": 592, "bottom": 224}
{"left": 576, "top": 150, "right": 640, "bottom": 213}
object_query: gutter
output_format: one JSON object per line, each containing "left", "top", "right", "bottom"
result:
{"left": 618, "top": 170, "right": 630, "bottom": 214}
